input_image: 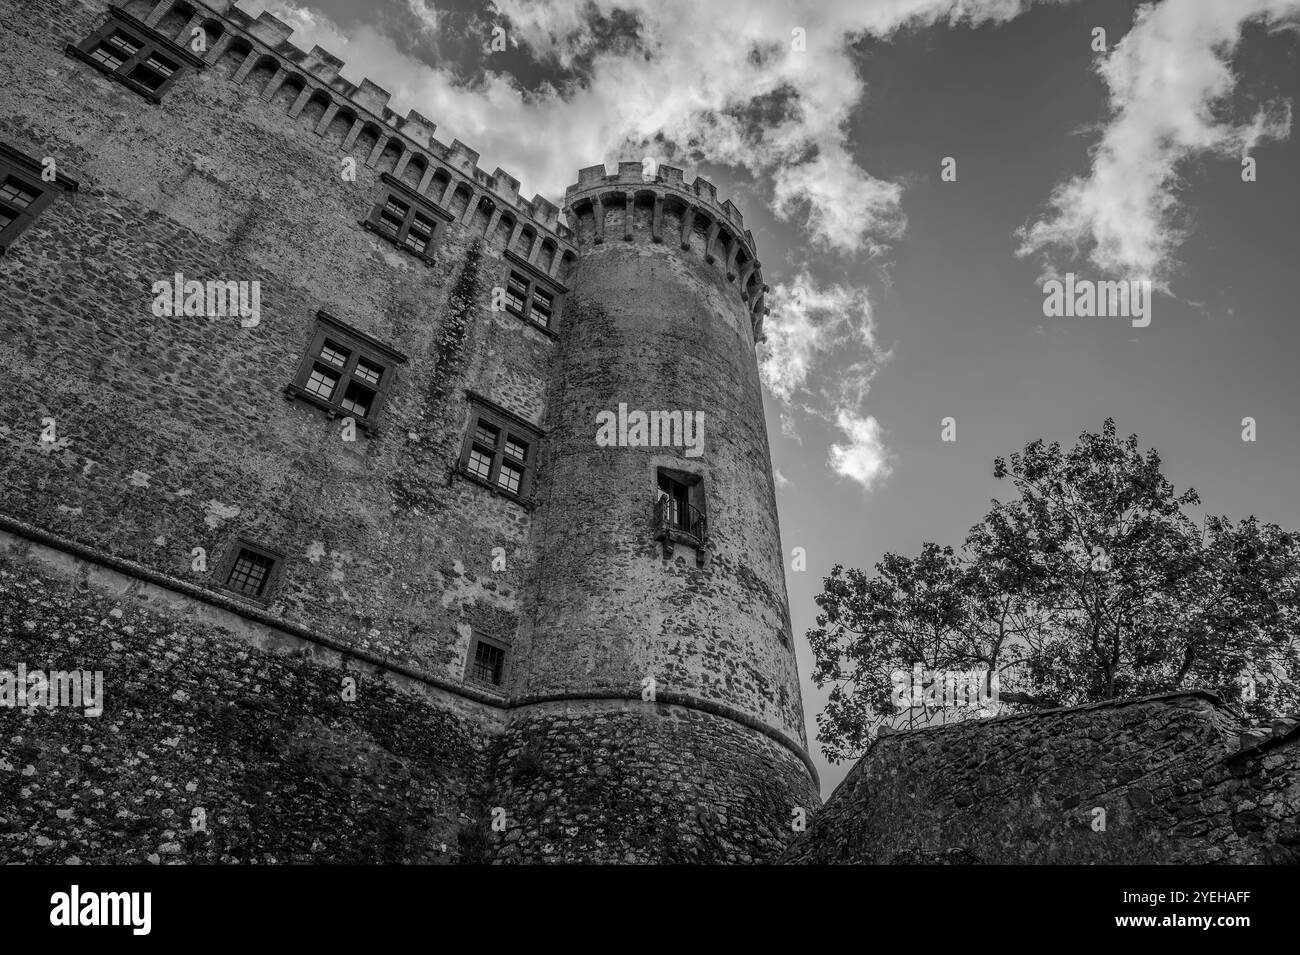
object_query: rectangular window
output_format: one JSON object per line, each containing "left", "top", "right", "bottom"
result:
{"left": 465, "top": 633, "right": 509, "bottom": 688}
{"left": 67, "top": 10, "right": 203, "bottom": 103}
{"left": 467, "top": 447, "right": 494, "bottom": 481}
{"left": 287, "top": 312, "right": 407, "bottom": 433}
{"left": 530, "top": 287, "right": 554, "bottom": 327}
{"left": 457, "top": 394, "right": 542, "bottom": 503}
{"left": 364, "top": 175, "right": 452, "bottom": 263}
{"left": 378, "top": 198, "right": 407, "bottom": 235}
{"left": 340, "top": 381, "right": 371, "bottom": 418}
{"left": 353, "top": 357, "right": 383, "bottom": 386}
{"left": 658, "top": 472, "right": 691, "bottom": 530}
{"left": 217, "top": 539, "right": 285, "bottom": 603}
{"left": 90, "top": 32, "right": 139, "bottom": 69}
{"left": 404, "top": 213, "right": 437, "bottom": 255}
{"left": 0, "top": 144, "right": 79, "bottom": 256}
{"left": 500, "top": 251, "right": 566, "bottom": 334}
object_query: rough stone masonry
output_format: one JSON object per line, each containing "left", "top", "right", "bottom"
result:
{"left": 1, "top": 0, "right": 1294, "bottom": 866}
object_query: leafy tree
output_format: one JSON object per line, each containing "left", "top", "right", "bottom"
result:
{"left": 809, "top": 419, "right": 1300, "bottom": 762}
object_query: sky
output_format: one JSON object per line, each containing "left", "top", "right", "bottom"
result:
{"left": 235, "top": 0, "right": 1300, "bottom": 795}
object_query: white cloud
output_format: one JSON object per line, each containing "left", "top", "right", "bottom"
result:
{"left": 828, "top": 411, "right": 893, "bottom": 491}
{"left": 760, "top": 272, "right": 893, "bottom": 488}
{"left": 237, "top": 0, "right": 1068, "bottom": 254}
{"left": 406, "top": 0, "right": 440, "bottom": 35}
{"left": 1016, "top": 0, "right": 1300, "bottom": 287}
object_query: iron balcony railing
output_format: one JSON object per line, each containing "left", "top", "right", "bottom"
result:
{"left": 654, "top": 495, "right": 707, "bottom": 542}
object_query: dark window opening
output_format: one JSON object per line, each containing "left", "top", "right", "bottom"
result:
{"left": 217, "top": 539, "right": 285, "bottom": 603}
{"left": 502, "top": 265, "right": 562, "bottom": 331}
{"left": 68, "top": 10, "right": 203, "bottom": 103}
{"left": 471, "top": 641, "right": 505, "bottom": 685}
{"left": 227, "top": 549, "right": 273, "bottom": 597}
{"left": 127, "top": 54, "right": 178, "bottom": 92}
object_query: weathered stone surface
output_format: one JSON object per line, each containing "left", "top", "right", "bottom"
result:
{"left": 779, "top": 692, "right": 1300, "bottom": 865}
{"left": 0, "top": 545, "right": 489, "bottom": 864}
{"left": 0, "top": 0, "right": 814, "bottom": 865}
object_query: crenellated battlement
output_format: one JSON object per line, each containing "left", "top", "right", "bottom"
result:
{"left": 128, "top": 0, "right": 774, "bottom": 315}
{"left": 564, "top": 161, "right": 769, "bottom": 341}
{"left": 143, "top": 0, "right": 573, "bottom": 253}
{"left": 0, "top": 0, "right": 813, "bottom": 865}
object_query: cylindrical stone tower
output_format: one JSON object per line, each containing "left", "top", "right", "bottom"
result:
{"left": 486, "top": 162, "right": 818, "bottom": 864}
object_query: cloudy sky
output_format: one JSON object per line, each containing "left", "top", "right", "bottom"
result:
{"left": 237, "top": 0, "right": 1300, "bottom": 794}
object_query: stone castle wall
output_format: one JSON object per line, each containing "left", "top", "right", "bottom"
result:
{"left": 0, "top": 0, "right": 819, "bottom": 864}
{"left": 779, "top": 692, "right": 1300, "bottom": 864}
{"left": 520, "top": 177, "right": 801, "bottom": 739}
{"left": 0, "top": 530, "right": 496, "bottom": 863}
{"left": 0, "top": 525, "right": 818, "bottom": 864}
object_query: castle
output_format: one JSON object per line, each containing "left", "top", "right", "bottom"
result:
{"left": 6, "top": 0, "right": 1296, "bottom": 868}
{"left": 0, "top": 0, "right": 819, "bottom": 863}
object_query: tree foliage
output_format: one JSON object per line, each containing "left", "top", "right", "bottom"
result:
{"left": 809, "top": 420, "right": 1300, "bottom": 762}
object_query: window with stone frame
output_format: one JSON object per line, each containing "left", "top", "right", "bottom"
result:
{"left": 216, "top": 538, "right": 285, "bottom": 603}
{"left": 501, "top": 250, "right": 565, "bottom": 333}
{"left": 653, "top": 466, "right": 709, "bottom": 566}
{"left": 66, "top": 7, "right": 205, "bottom": 103}
{"left": 464, "top": 632, "right": 509, "bottom": 689}
{"left": 0, "top": 144, "right": 79, "bottom": 256}
{"left": 457, "top": 393, "right": 541, "bottom": 504}
{"left": 362, "top": 174, "right": 453, "bottom": 263}
{"left": 286, "top": 311, "right": 407, "bottom": 433}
